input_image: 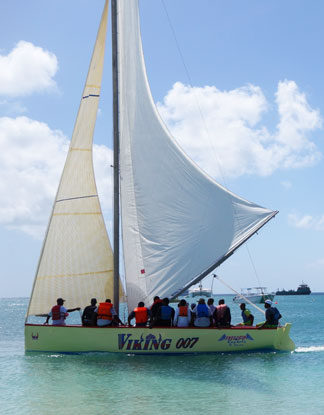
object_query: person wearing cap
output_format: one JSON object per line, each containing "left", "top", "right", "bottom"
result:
{"left": 82, "top": 298, "right": 97, "bottom": 326}
{"left": 257, "top": 299, "right": 282, "bottom": 329}
{"left": 44, "top": 298, "right": 81, "bottom": 326}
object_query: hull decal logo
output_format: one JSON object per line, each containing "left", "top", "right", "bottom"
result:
{"left": 31, "top": 332, "right": 39, "bottom": 340}
{"left": 118, "top": 333, "right": 200, "bottom": 351}
{"left": 218, "top": 333, "right": 254, "bottom": 346}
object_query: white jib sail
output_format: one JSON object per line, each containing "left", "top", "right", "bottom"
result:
{"left": 27, "top": 1, "right": 118, "bottom": 317}
{"left": 118, "top": 0, "right": 277, "bottom": 313}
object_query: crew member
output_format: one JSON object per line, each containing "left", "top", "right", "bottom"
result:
{"left": 44, "top": 298, "right": 80, "bottom": 326}
{"left": 94, "top": 299, "right": 117, "bottom": 327}
{"left": 192, "top": 298, "right": 212, "bottom": 327}
{"left": 150, "top": 296, "right": 163, "bottom": 322}
{"left": 82, "top": 298, "right": 97, "bottom": 326}
{"left": 237, "top": 303, "right": 254, "bottom": 326}
{"left": 128, "top": 301, "right": 151, "bottom": 327}
{"left": 213, "top": 299, "right": 231, "bottom": 327}
{"left": 174, "top": 299, "right": 191, "bottom": 327}
{"left": 257, "top": 300, "right": 282, "bottom": 328}
{"left": 154, "top": 298, "right": 175, "bottom": 327}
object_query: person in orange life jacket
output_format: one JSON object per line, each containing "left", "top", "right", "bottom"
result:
{"left": 213, "top": 299, "right": 231, "bottom": 327}
{"left": 192, "top": 298, "right": 212, "bottom": 327}
{"left": 174, "top": 299, "right": 191, "bottom": 327}
{"left": 44, "top": 298, "right": 80, "bottom": 326}
{"left": 257, "top": 300, "right": 282, "bottom": 329}
{"left": 154, "top": 297, "right": 175, "bottom": 327}
{"left": 94, "top": 299, "right": 118, "bottom": 327}
{"left": 236, "top": 303, "right": 254, "bottom": 326}
{"left": 128, "top": 301, "right": 151, "bottom": 327}
{"left": 82, "top": 298, "right": 97, "bottom": 326}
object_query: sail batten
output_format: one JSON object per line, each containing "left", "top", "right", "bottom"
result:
{"left": 118, "top": 0, "right": 277, "bottom": 312}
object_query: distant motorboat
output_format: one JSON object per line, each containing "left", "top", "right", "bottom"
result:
{"left": 276, "top": 282, "right": 311, "bottom": 296}
{"left": 233, "top": 287, "right": 275, "bottom": 304}
{"left": 190, "top": 282, "right": 212, "bottom": 298}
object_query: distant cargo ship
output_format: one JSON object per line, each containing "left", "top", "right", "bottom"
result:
{"left": 276, "top": 283, "right": 311, "bottom": 295}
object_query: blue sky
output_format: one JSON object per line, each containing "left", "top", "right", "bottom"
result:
{"left": 1, "top": 0, "right": 324, "bottom": 297}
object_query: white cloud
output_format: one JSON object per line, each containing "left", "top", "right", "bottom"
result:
{"left": 1, "top": 78, "right": 322, "bottom": 238}
{"left": 0, "top": 41, "right": 58, "bottom": 97}
{"left": 288, "top": 212, "right": 324, "bottom": 230}
{"left": 157, "top": 80, "right": 322, "bottom": 179}
{"left": 0, "top": 116, "right": 112, "bottom": 238}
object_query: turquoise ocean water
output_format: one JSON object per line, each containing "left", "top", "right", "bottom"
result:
{"left": 1, "top": 295, "right": 324, "bottom": 415}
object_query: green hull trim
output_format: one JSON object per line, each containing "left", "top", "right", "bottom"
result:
{"left": 25, "top": 323, "right": 295, "bottom": 354}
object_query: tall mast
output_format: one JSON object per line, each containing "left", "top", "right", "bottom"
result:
{"left": 111, "top": 0, "right": 120, "bottom": 313}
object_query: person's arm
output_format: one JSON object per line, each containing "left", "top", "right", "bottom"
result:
{"left": 258, "top": 309, "right": 270, "bottom": 329}
{"left": 115, "top": 316, "right": 124, "bottom": 326}
{"left": 128, "top": 311, "right": 135, "bottom": 326}
{"left": 191, "top": 307, "right": 196, "bottom": 326}
{"left": 81, "top": 308, "right": 87, "bottom": 324}
{"left": 44, "top": 315, "right": 50, "bottom": 325}
{"left": 67, "top": 307, "right": 81, "bottom": 312}
{"left": 212, "top": 310, "right": 218, "bottom": 327}
{"left": 227, "top": 308, "right": 231, "bottom": 325}
{"left": 209, "top": 308, "right": 213, "bottom": 326}
{"left": 171, "top": 308, "right": 175, "bottom": 326}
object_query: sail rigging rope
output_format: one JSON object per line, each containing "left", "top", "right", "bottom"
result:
{"left": 214, "top": 274, "right": 265, "bottom": 315}
{"left": 161, "top": 0, "right": 267, "bottom": 293}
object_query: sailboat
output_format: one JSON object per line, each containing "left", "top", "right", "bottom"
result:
{"left": 25, "top": 0, "right": 295, "bottom": 354}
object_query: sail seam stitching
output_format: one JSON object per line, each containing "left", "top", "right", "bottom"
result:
{"left": 53, "top": 212, "right": 101, "bottom": 216}
{"left": 70, "top": 148, "right": 92, "bottom": 151}
{"left": 37, "top": 270, "right": 112, "bottom": 280}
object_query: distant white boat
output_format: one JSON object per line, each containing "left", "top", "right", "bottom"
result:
{"left": 233, "top": 287, "right": 275, "bottom": 304}
{"left": 190, "top": 282, "right": 212, "bottom": 298}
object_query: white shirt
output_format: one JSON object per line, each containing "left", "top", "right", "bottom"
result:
{"left": 49, "top": 306, "right": 68, "bottom": 326}
{"left": 174, "top": 307, "right": 191, "bottom": 327}
{"left": 192, "top": 304, "right": 211, "bottom": 327}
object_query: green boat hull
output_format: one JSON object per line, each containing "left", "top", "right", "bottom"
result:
{"left": 25, "top": 323, "right": 295, "bottom": 354}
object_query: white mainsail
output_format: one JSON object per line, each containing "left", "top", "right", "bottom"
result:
{"left": 27, "top": 0, "right": 120, "bottom": 317}
{"left": 118, "top": 0, "right": 277, "bottom": 312}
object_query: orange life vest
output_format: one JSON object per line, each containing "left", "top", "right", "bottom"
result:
{"left": 179, "top": 305, "right": 188, "bottom": 317}
{"left": 97, "top": 302, "right": 113, "bottom": 320}
{"left": 52, "top": 305, "right": 66, "bottom": 321}
{"left": 134, "top": 307, "right": 148, "bottom": 324}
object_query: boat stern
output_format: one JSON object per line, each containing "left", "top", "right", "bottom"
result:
{"left": 274, "top": 323, "right": 295, "bottom": 352}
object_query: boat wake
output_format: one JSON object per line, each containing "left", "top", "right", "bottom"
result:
{"left": 295, "top": 345, "right": 324, "bottom": 353}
